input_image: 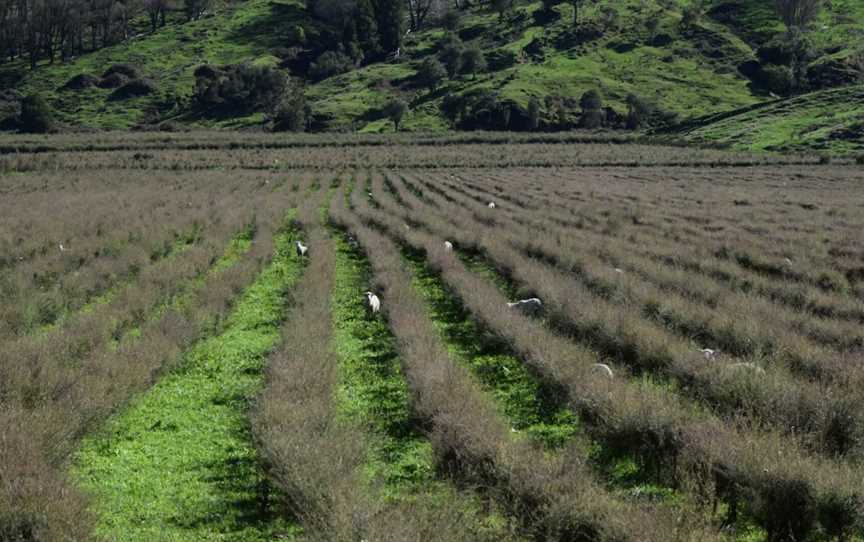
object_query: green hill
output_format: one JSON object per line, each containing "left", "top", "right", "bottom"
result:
{"left": 1, "top": 0, "right": 862, "bottom": 153}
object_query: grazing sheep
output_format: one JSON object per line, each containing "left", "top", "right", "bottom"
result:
{"left": 295, "top": 241, "right": 309, "bottom": 257}
{"left": 592, "top": 363, "right": 614, "bottom": 378}
{"left": 784, "top": 257, "right": 793, "bottom": 266}
{"left": 365, "top": 291, "right": 381, "bottom": 314}
{"left": 488, "top": 201, "right": 496, "bottom": 209}
{"left": 727, "top": 362, "right": 765, "bottom": 375}
{"left": 614, "top": 268, "right": 624, "bottom": 274}
{"left": 444, "top": 241, "right": 454, "bottom": 252}
{"left": 507, "top": 298, "right": 543, "bottom": 316}
{"left": 700, "top": 348, "right": 719, "bottom": 361}
{"left": 59, "top": 243, "right": 65, "bottom": 252}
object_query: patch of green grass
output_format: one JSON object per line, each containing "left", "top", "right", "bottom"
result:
{"left": 682, "top": 84, "right": 864, "bottom": 154}
{"left": 330, "top": 229, "right": 435, "bottom": 497}
{"left": 72, "top": 210, "right": 306, "bottom": 541}
{"left": 400, "top": 243, "right": 579, "bottom": 449}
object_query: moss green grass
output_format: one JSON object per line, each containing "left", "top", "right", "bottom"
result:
{"left": 72, "top": 210, "right": 305, "bottom": 541}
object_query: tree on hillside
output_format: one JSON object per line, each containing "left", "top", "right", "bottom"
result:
{"left": 19, "top": 94, "right": 55, "bottom": 133}
{"left": 527, "top": 97, "right": 540, "bottom": 131}
{"left": 384, "top": 98, "right": 408, "bottom": 130}
{"left": 774, "top": 0, "right": 822, "bottom": 32}
{"left": 579, "top": 89, "right": 603, "bottom": 128}
{"left": 493, "top": 0, "right": 512, "bottom": 21}
{"left": 439, "top": 34, "right": 464, "bottom": 77}
{"left": 184, "top": 0, "right": 211, "bottom": 20}
{"left": 459, "top": 45, "right": 485, "bottom": 80}
{"left": 407, "top": 0, "right": 435, "bottom": 31}
{"left": 144, "top": 0, "right": 171, "bottom": 31}
{"left": 417, "top": 57, "right": 446, "bottom": 91}
{"left": 355, "top": 0, "right": 380, "bottom": 57}
{"left": 569, "top": 0, "right": 582, "bottom": 27}
{"left": 375, "top": 0, "right": 404, "bottom": 53}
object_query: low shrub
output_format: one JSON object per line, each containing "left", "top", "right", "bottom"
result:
{"left": 109, "top": 79, "right": 157, "bottom": 101}
{"left": 62, "top": 74, "right": 100, "bottom": 91}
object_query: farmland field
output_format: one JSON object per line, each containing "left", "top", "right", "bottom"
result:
{"left": 2, "top": 133, "right": 864, "bottom": 542}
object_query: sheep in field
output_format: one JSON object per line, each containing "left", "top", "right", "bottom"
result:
{"left": 507, "top": 298, "right": 543, "bottom": 316}
{"left": 365, "top": 291, "right": 381, "bottom": 314}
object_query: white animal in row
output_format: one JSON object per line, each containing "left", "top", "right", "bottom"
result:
{"left": 365, "top": 291, "right": 381, "bottom": 314}
{"left": 699, "top": 348, "right": 719, "bottom": 361}
{"left": 507, "top": 297, "right": 543, "bottom": 316}
{"left": 296, "top": 241, "right": 309, "bottom": 257}
{"left": 488, "top": 201, "right": 496, "bottom": 209}
{"left": 592, "top": 363, "right": 614, "bottom": 378}
{"left": 444, "top": 241, "right": 454, "bottom": 252}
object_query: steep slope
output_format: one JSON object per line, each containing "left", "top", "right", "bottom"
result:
{"left": 1, "top": 0, "right": 862, "bottom": 153}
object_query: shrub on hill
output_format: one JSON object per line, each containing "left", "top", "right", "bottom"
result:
{"left": 61, "top": 74, "right": 100, "bottom": 91}
{"left": 98, "top": 73, "right": 130, "bottom": 89}
{"left": 19, "top": 94, "right": 55, "bottom": 133}
{"left": 193, "top": 63, "right": 286, "bottom": 113}
{"left": 270, "top": 81, "right": 310, "bottom": 132}
{"left": 416, "top": 57, "right": 447, "bottom": 91}
{"left": 109, "top": 79, "right": 157, "bottom": 101}
{"left": 383, "top": 98, "right": 408, "bottom": 131}
{"left": 102, "top": 63, "right": 141, "bottom": 79}
{"left": 309, "top": 51, "right": 354, "bottom": 81}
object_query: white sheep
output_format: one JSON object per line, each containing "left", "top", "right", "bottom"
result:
{"left": 700, "top": 348, "right": 719, "bottom": 361}
{"left": 614, "top": 268, "right": 624, "bottom": 274}
{"left": 488, "top": 202, "right": 496, "bottom": 209}
{"left": 296, "top": 241, "right": 309, "bottom": 257}
{"left": 365, "top": 291, "right": 381, "bottom": 314}
{"left": 444, "top": 241, "right": 454, "bottom": 252}
{"left": 592, "top": 363, "right": 614, "bottom": 378}
{"left": 507, "top": 298, "right": 543, "bottom": 316}
{"left": 58, "top": 243, "right": 65, "bottom": 252}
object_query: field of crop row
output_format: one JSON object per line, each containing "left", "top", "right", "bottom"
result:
{"left": 2, "top": 143, "right": 863, "bottom": 541}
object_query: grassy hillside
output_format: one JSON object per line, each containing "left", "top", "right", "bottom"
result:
{"left": 1, "top": 0, "right": 862, "bottom": 153}
{"left": 676, "top": 83, "right": 864, "bottom": 154}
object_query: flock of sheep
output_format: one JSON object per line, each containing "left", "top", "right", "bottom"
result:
{"left": 294, "top": 199, "right": 763, "bottom": 382}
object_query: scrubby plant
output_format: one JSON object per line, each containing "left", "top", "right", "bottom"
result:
{"left": 527, "top": 97, "right": 541, "bottom": 131}
{"left": 270, "top": 82, "right": 310, "bottom": 132}
{"left": 19, "top": 94, "right": 55, "bottom": 133}
{"left": 416, "top": 57, "right": 447, "bottom": 91}
{"left": 384, "top": 98, "right": 408, "bottom": 130}
{"left": 579, "top": 89, "right": 604, "bottom": 129}
{"left": 459, "top": 45, "right": 486, "bottom": 79}
{"left": 438, "top": 34, "right": 465, "bottom": 77}
{"left": 193, "top": 63, "right": 287, "bottom": 113}
{"left": 309, "top": 50, "right": 354, "bottom": 81}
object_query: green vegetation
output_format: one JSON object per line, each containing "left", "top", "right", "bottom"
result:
{"left": 330, "top": 229, "right": 436, "bottom": 495}
{"left": 72, "top": 211, "right": 306, "bottom": 541}
{"left": 1, "top": 0, "right": 862, "bottom": 152}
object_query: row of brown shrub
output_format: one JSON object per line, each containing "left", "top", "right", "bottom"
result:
{"left": 361, "top": 172, "right": 863, "bottom": 541}
{"left": 341, "top": 180, "right": 726, "bottom": 541}
{"left": 0, "top": 178, "right": 304, "bottom": 541}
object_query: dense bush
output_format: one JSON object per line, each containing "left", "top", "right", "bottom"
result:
{"left": 62, "top": 74, "right": 100, "bottom": 91}
{"left": 383, "top": 98, "right": 408, "bottom": 131}
{"left": 309, "top": 51, "right": 354, "bottom": 81}
{"left": 193, "top": 63, "right": 286, "bottom": 113}
{"left": 19, "top": 94, "right": 55, "bottom": 133}
{"left": 438, "top": 34, "right": 465, "bottom": 77}
{"left": 109, "top": 79, "right": 157, "bottom": 101}
{"left": 102, "top": 63, "right": 141, "bottom": 79}
{"left": 416, "top": 57, "right": 447, "bottom": 91}
{"left": 270, "top": 82, "right": 310, "bottom": 132}
{"left": 98, "top": 73, "right": 130, "bottom": 89}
